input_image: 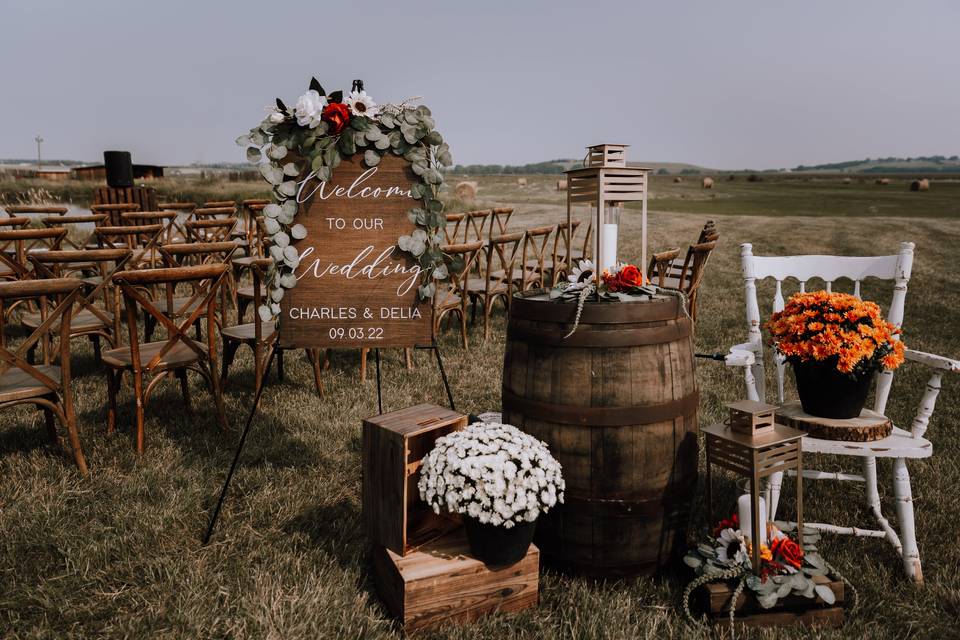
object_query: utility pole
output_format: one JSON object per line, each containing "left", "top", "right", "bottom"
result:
{"left": 35, "top": 135, "right": 44, "bottom": 170}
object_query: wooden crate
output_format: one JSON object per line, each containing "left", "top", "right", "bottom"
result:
{"left": 363, "top": 404, "right": 468, "bottom": 556}
{"left": 699, "top": 574, "right": 844, "bottom": 629}
{"left": 373, "top": 529, "right": 539, "bottom": 633}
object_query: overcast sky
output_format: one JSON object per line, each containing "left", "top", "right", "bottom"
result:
{"left": 2, "top": 0, "right": 957, "bottom": 169}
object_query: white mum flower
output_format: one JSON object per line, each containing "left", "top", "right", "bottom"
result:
{"left": 294, "top": 89, "right": 326, "bottom": 129}
{"left": 345, "top": 90, "right": 379, "bottom": 118}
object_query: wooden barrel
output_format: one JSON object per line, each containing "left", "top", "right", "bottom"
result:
{"left": 502, "top": 290, "right": 699, "bottom": 577}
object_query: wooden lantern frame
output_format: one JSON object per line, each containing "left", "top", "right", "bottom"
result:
{"left": 565, "top": 144, "right": 650, "bottom": 285}
{"left": 703, "top": 420, "right": 806, "bottom": 574}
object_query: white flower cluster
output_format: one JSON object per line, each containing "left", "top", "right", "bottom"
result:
{"left": 418, "top": 422, "right": 565, "bottom": 529}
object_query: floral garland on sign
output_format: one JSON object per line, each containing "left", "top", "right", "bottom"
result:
{"left": 237, "top": 78, "right": 454, "bottom": 322}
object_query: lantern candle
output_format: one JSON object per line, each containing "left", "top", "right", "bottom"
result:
{"left": 600, "top": 202, "right": 622, "bottom": 273}
{"left": 737, "top": 492, "right": 768, "bottom": 546}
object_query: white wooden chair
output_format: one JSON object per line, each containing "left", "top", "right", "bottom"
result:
{"left": 725, "top": 241, "right": 959, "bottom": 583}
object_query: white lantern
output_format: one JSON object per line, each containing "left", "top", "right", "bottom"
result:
{"left": 565, "top": 144, "right": 649, "bottom": 285}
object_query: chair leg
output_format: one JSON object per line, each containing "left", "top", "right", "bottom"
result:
{"left": 767, "top": 470, "right": 784, "bottom": 521}
{"left": 132, "top": 371, "right": 146, "bottom": 454}
{"left": 176, "top": 368, "right": 192, "bottom": 414}
{"left": 892, "top": 457, "right": 923, "bottom": 583}
{"left": 483, "top": 296, "right": 494, "bottom": 342}
{"left": 221, "top": 340, "right": 240, "bottom": 383}
{"left": 209, "top": 364, "right": 230, "bottom": 432}
{"left": 405, "top": 348, "right": 413, "bottom": 370}
{"left": 360, "top": 348, "right": 368, "bottom": 382}
{"left": 43, "top": 404, "right": 59, "bottom": 445}
{"left": 61, "top": 398, "right": 88, "bottom": 477}
{"left": 106, "top": 369, "right": 120, "bottom": 435}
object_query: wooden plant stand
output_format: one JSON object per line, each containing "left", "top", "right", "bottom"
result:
{"left": 373, "top": 529, "right": 539, "bottom": 633}
{"left": 777, "top": 401, "right": 892, "bottom": 442}
{"left": 698, "top": 574, "right": 844, "bottom": 629}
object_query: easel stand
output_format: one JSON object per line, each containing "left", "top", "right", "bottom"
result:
{"left": 202, "top": 340, "right": 455, "bottom": 544}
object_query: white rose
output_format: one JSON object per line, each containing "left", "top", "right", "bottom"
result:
{"left": 269, "top": 111, "right": 285, "bottom": 124}
{"left": 294, "top": 89, "right": 326, "bottom": 129}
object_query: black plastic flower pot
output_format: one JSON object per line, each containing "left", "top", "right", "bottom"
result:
{"left": 463, "top": 516, "right": 537, "bottom": 566}
{"left": 793, "top": 360, "right": 874, "bottom": 419}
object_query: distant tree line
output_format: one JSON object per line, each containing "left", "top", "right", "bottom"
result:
{"left": 448, "top": 161, "right": 569, "bottom": 175}
{"left": 794, "top": 155, "right": 960, "bottom": 172}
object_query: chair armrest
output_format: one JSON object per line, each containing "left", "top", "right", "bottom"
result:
{"left": 905, "top": 349, "right": 960, "bottom": 373}
{"left": 725, "top": 341, "right": 757, "bottom": 367}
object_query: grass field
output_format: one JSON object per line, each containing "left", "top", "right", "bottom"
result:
{"left": 2, "top": 175, "right": 960, "bottom": 638}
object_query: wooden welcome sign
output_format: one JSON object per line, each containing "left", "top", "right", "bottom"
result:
{"left": 278, "top": 154, "right": 433, "bottom": 349}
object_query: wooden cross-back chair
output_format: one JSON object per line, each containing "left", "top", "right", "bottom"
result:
{"left": 464, "top": 210, "right": 491, "bottom": 245}
{"left": 90, "top": 203, "right": 139, "bottom": 227}
{"left": 237, "top": 200, "right": 269, "bottom": 254}
{"left": 647, "top": 220, "right": 720, "bottom": 320}
{"left": 185, "top": 218, "right": 239, "bottom": 244}
{"left": 105, "top": 264, "right": 231, "bottom": 453}
{"left": 466, "top": 231, "right": 523, "bottom": 342}
{"left": 3, "top": 205, "right": 68, "bottom": 217}
{"left": 26, "top": 248, "right": 133, "bottom": 362}
{"left": 434, "top": 241, "right": 484, "bottom": 348}
{"left": 519, "top": 225, "right": 554, "bottom": 291}
{"left": 202, "top": 200, "right": 237, "bottom": 210}
{"left": 725, "top": 241, "right": 960, "bottom": 583}
{"left": 444, "top": 213, "right": 466, "bottom": 244}
{"left": 489, "top": 207, "right": 514, "bottom": 238}
{"left": 547, "top": 219, "right": 582, "bottom": 286}
{"left": 41, "top": 215, "right": 109, "bottom": 276}
{"left": 233, "top": 217, "right": 269, "bottom": 320}
{"left": 158, "top": 201, "right": 197, "bottom": 214}
{"left": 94, "top": 223, "right": 165, "bottom": 270}
{"left": 0, "top": 227, "right": 67, "bottom": 284}
{"left": 154, "top": 241, "right": 238, "bottom": 341}
{"left": 0, "top": 278, "right": 87, "bottom": 475}
{"left": 220, "top": 258, "right": 325, "bottom": 397}
{"left": 121, "top": 211, "right": 180, "bottom": 245}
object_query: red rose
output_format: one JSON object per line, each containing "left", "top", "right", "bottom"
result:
{"left": 617, "top": 264, "right": 643, "bottom": 288}
{"left": 322, "top": 102, "right": 350, "bottom": 134}
{"left": 771, "top": 536, "right": 804, "bottom": 569}
{"left": 602, "top": 270, "right": 621, "bottom": 292}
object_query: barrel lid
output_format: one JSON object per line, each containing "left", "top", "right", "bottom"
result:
{"left": 510, "top": 288, "right": 684, "bottom": 324}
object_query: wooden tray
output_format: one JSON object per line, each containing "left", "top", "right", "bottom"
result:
{"left": 777, "top": 402, "right": 892, "bottom": 442}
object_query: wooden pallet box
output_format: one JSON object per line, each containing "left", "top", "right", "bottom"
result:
{"left": 698, "top": 574, "right": 844, "bottom": 629}
{"left": 373, "top": 529, "right": 540, "bottom": 632}
{"left": 363, "top": 404, "right": 468, "bottom": 556}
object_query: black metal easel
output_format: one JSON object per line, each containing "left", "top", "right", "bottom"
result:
{"left": 202, "top": 340, "right": 455, "bottom": 545}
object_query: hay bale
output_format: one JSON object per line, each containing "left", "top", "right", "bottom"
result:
{"left": 556, "top": 179, "right": 568, "bottom": 191}
{"left": 747, "top": 174, "right": 762, "bottom": 182}
{"left": 875, "top": 178, "right": 890, "bottom": 185}
{"left": 517, "top": 177, "right": 527, "bottom": 187}
{"left": 701, "top": 177, "right": 714, "bottom": 189}
{"left": 909, "top": 178, "right": 930, "bottom": 192}
{"left": 842, "top": 177, "right": 852, "bottom": 184}
{"left": 455, "top": 181, "right": 478, "bottom": 201}
{"left": 673, "top": 177, "right": 683, "bottom": 183}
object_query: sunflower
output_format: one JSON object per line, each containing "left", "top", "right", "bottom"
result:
{"left": 568, "top": 259, "right": 596, "bottom": 285}
{"left": 345, "top": 89, "right": 379, "bottom": 118}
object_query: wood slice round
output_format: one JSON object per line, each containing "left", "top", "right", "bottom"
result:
{"left": 776, "top": 402, "right": 892, "bottom": 442}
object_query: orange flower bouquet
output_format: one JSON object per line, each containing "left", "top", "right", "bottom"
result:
{"left": 765, "top": 291, "right": 905, "bottom": 417}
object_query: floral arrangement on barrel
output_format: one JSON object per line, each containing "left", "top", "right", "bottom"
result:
{"left": 418, "top": 422, "right": 565, "bottom": 566}
{"left": 683, "top": 514, "right": 837, "bottom": 614}
{"left": 552, "top": 259, "right": 680, "bottom": 337}
{"left": 238, "top": 77, "right": 455, "bottom": 321}
{"left": 766, "top": 291, "right": 905, "bottom": 418}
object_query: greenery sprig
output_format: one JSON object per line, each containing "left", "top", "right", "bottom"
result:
{"left": 237, "top": 77, "right": 454, "bottom": 321}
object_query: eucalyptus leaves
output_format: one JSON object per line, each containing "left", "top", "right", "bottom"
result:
{"left": 237, "top": 78, "right": 453, "bottom": 321}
